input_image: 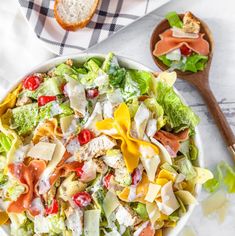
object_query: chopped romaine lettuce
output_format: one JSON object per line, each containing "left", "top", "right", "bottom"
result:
{"left": 114, "top": 167, "right": 132, "bottom": 186}
{"left": 127, "top": 98, "right": 139, "bottom": 118}
{"left": 47, "top": 214, "right": 66, "bottom": 235}
{"left": 156, "top": 81, "right": 200, "bottom": 131}
{"left": 0, "top": 171, "right": 8, "bottom": 187}
{"left": 102, "top": 52, "right": 126, "bottom": 88}
{"left": 92, "top": 188, "right": 105, "bottom": 214}
{"left": 174, "top": 156, "right": 196, "bottom": 180}
{"left": 132, "top": 203, "right": 149, "bottom": 220}
{"left": 165, "top": 11, "right": 183, "bottom": 28}
{"left": 54, "top": 63, "right": 82, "bottom": 81}
{"left": 5, "top": 180, "right": 25, "bottom": 201}
{"left": 0, "top": 132, "right": 12, "bottom": 154}
{"left": 204, "top": 161, "right": 235, "bottom": 193}
{"left": 11, "top": 103, "right": 38, "bottom": 135}
{"left": 10, "top": 213, "right": 34, "bottom": 236}
{"left": 128, "top": 70, "right": 153, "bottom": 94}
{"left": 158, "top": 54, "right": 208, "bottom": 73}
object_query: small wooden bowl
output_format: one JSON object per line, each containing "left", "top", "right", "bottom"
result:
{"left": 150, "top": 14, "right": 214, "bottom": 77}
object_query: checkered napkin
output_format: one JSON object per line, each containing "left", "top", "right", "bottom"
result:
{"left": 18, "top": 0, "right": 170, "bottom": 55}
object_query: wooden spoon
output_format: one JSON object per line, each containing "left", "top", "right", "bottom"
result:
{"left": 150, "top": 14, "right": 235, "bottom": 161}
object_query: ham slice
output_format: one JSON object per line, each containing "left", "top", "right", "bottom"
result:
{"left": 7, "top": 160, "right": 46, "bottom": 216}
{"left": 153, "top": 29, "right": 210, "bottom": 57}
{"left": 154, "top": 129, "right": 189, "bottom": 157}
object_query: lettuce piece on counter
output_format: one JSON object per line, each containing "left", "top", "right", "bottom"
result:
{"left": 11, "top": 103, "right": 38, "bottom": 135}
{"left": 102, "top": 52, "right": 126, "bottom": 88}
{"left": 204, "top": 161, "right": 235, "bottom": 193}
{"left": 0, "top": 132, "right": 12, "bottom": 154}
{"left": 132, "top": 203, "right": 149, "bottom": 220}
{"left": 156, "top": 82, "right": 200, "bottom": 131}
{"left": 165, "top": 11, "right": 183, "bottom": 28}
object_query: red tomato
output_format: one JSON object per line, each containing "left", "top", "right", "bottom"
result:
{"left": 38, "top": 96, "right": 56, "bottom": 106}
{"left": 23, "top": 75, "right": 41, "bottom": 91}
{"left": 77, "top": 129, "right": 95, "bottom": 145}
{"left": 131, "top": 168, "right": 142, "bottom": 185}
{"left": 86, "top": 88, "right": 99, "bottom": 99}
{"left": 45, "top": 199, "right": 59, "bottom": 215}
{"left": 103, "top": 173, "right": 113, "bottom": 189}
{"left": 75, "top": 163, "right": 84, "bottom": 178}
{"left": 72, "top": 192, "right": 92, "bottom": 208}
{"left": 180, "top": 45, "right": 192, "bottom": 56}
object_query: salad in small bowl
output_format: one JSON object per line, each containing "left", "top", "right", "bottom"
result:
{"left": 0, "top": 53, "right": 212, "bottom": 236}
{"left": 151, "top": 12, "right": 211, "bottom": 73}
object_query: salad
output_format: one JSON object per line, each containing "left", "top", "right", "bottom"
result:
{"left": 153, "top": 12, "right": 210, "bottom": 73}
{"left": 0, "top": 53, "right": 213, "bottom": 236}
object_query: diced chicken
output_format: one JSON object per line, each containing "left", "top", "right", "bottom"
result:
{"left": 16, "top": 96, "right": 32, "bottom": 106}
{"left": 93, "top": 158, "right": 108, "bottom": 174}
{"left": 75, "top": 135, "right": 116, "bottom": 161}
{"left": 183, "top": 11, "right": 200, "bottom": 34}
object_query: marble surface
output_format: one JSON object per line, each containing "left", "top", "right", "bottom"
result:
{"left": 0, "top": 0, "right": 235, "bottom": 235}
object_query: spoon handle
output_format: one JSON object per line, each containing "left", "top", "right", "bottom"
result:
{"left": 199, "top": 86, "right": 235, "bottom": 161}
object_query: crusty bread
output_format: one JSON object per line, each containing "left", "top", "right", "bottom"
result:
{"left": 54, "top": 0, "right": 99, "bottom": 31}
{"left": 183, "top": 11, "right": 200, "bottom": 34}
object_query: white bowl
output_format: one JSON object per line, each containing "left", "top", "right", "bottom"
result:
{"left": 0, "top": 54, "right": 204, "bottom": 236}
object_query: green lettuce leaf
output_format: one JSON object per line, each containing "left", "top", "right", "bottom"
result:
{"left": 204, "top": 161, "right": 235, "bottom": 193}
{"left": 102, "top": 52, "right": 126, "bottom": 88}
{"left": 157, "top": 54, "right": 208, "bottom": 73}
{"left": 165, "top": 11, "right": 183, "bottom": 28}
{"left": 0, "top": 171, "right": 8, "bottom": 187}
{"left": 11, "top": 103, "right": 39, "bottom": 135}
{"left": 132, "top": 203, "right": 149, "bottom": 220}
{"left": 47, "top": 214, "right": 66, "bottom": 235}
{"left": 156, "top": 81, "right": 200, "bottom": 130}
{"left": 0, "top": 132, "right": 12, "bottom": 154}
{"left": 174, "top": 156, "right": 196, "bottom": 180}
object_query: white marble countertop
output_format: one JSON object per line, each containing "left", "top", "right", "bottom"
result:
{"left": 0, "top": 0, "right": 235, "bottom": 235}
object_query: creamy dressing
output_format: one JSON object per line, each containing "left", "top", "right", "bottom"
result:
{"left": 66, "top": 208, "right": 83, "bottom": 236}
{"left": 115, "top": 206, "right": 135, "bottom": 227}
{"left": 50, "top": 101, "right": 62, "bottom": 116}
{"left": 103, "top": 100, "right": 113, "bottom": 118}
{"left": 128, "top": 185, "right": 137, "bottom": 201}
{"left": 66, "top": 138, "right": 80, "bottom": 155}
{"left": 14, "top": 144, "right": 31, "bottom": 163}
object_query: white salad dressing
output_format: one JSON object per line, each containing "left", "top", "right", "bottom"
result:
{"left": 30, "top": 197, "right": 44, "bottom": 215}
{"left": 14, "top": 144, "right": 31, "bottom": 163}
{"left": 66, "top": 137, "right": 80, "bottom": 155}
{"left": 103, "top": 100, "right": 113, "bottom": 118}
{"left": 66, "top": 208, "right": 83, "bottom": 236}
{"left": 128, "top": 185, "right": 137, "bottom": 201}
{"left": 115, "top": 206, "right": 135, "bottom": 227}
{"left": 166, "top": 48, "right": 181, "bottom": 61}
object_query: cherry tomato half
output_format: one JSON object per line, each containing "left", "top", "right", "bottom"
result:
{"left": 75, "top": 163, "right": 84, "bottom": 178}
{"left": 103, "top": 173, "right": 113, "bottom": 189}
{"left": 86, "top": 88, "right": 99, "bottom": 99}
{"left": 131, "top": 168, "right": 142, "bottom": 185}
{"left": 45, "top": 199, "right": 59, "bottom": 215}
{"left": 72, "top": 192, "right": 92, "bottom": 208}
{"left": 23, "top": 75, "right": 41, "bottom": 91}
{"left": 77, "top": 129, "right": 95, "bottom": 145}
{"left": 38, "top": 96, "right": 56, "bottom": 106}
{"left": 180, "top": 45, "right": 192, "bottom": 56}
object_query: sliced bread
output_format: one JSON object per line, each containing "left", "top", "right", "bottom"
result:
{"left": 54, "top": 0, "right": 99, "bottom": 31}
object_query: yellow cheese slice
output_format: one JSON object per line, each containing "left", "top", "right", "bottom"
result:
{"left": 27, "top": 142, "right": 56, "bottom": 161}
{"left": 145, "top": 183, "right": 161, "bottom": 203}
{"left": 175, "top": 190, "right": 197, "bottom": 205}
{"left": 146, "top": 202, "right": 160, "bottom": 224}
{"left": 60, "top": 115, "right": 74, "bottom": 134}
